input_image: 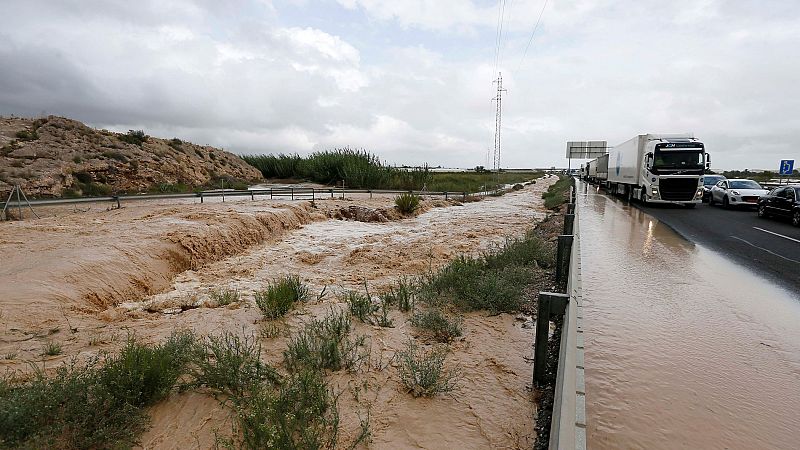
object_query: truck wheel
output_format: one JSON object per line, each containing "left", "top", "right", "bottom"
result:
{"left": 722, "top": 196, "right": 730, "bottom": 209}
{"left": 639, "top": 187, "right": 648, "bottom": 204}
{"left": 793, "top": 210, "right": 800, "bottom": 227}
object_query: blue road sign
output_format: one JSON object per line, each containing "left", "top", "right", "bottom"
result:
{"left": 779, "top": 159, "right": 794, "bottom": 175}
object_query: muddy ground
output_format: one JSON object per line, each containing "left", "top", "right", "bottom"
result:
{"left": 0, "top": 175, "right": 557, "bottom": 449}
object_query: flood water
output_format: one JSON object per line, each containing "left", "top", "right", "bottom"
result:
{"left": 578, "top": 181, "right": 800, "bottom": 449}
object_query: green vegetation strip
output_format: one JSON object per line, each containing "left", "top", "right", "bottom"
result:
{"left": 542, "top": 176, "right": 571, "bottom": 210}
{"left": 242, "top": 149, "right": 542, "bottom": 192}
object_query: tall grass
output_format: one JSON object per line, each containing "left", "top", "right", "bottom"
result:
{"left": 284, "top": 310, "right": 368, "bottom": 373}
{"left": 254, "top": 275, "right": 309, "bottom": 319}
{"left": 396, "top": 340, "right": 460, "bottom": 397}
{"left": 243, "top": 148, "right": 430, "bottom": 190}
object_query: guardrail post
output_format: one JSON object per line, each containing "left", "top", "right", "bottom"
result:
{"left": 270, "top": 189, "right": 273, "bottom": 200}
{"left": 462, "top": 191, "right": 467, "bottom": 200}
{"left": 251, "top": 191, "right": 254, "bottom": 201}
{"left": 534, "top": 292, "right": 569, "bottom": 386}
{"left": 330, "top": 189, "right": 334, "bottom": 199}
{"left": 556, "top": 234, "right": 574, "bottom": 284}
{"left": 291, "top": 188, "right": 294, "bottom": 200}
{"left": 563, "top": 213, "right": 575, "bottom": 235}
{"left": 566, "top": 202, "right": 575, "bottom": 215}
{"left": 200, "top": 192, "right": 204, "bottom": 204}
{"left": 312, "top": 189, "right": 315, "bottom": 201}
{"left": 369, "top": 190, "right": 372, "bottom": 199}
{"left": 114, "top": 196, "right": 120, "bottom": 209}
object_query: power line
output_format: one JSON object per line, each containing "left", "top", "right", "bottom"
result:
{"left": 492, "top": 73, "right": 507, "bottom": 181}
{"left": 516, "top": 0, "right": 549, "bottom": 73}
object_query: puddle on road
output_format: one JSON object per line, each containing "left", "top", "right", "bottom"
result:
{"left": 579, "top": 182, "right": 800, "bottom": 450}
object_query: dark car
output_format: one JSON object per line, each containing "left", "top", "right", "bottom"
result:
{"left": 700, "top": 174, "right": 726, "bottom": 202}
{"left": 757, "top": 185, "right": 800, "bottom": 226}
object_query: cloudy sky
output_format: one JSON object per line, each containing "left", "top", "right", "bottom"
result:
{"left": 1, "top": 0, "right": 798, "bottom": 170}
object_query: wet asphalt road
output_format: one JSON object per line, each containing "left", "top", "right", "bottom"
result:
{"left": 634, "top": 198, "right": 800, "bottom": 293}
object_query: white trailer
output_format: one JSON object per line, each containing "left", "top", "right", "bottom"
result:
{"left": 606, "top": 134, "right": 710, "bottom": 206}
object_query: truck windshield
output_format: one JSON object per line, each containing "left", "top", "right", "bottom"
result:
{"left": 653, "top": 151, "right": 704, "bottom": 169}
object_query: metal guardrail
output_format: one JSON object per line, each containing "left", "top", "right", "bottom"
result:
{"left": 532, "top": 178, "right": 586, "bottom": 450}
{"left": 0, "top": 187, "right": 474, "bottom": 220}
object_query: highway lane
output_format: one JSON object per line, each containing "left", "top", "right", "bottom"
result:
{"left": 635, "top": 197, "right": 800, "bottom": 293}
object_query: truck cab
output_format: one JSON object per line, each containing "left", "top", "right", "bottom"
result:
{"left": 637, "top": 138, "right": 709, "bottom": 206}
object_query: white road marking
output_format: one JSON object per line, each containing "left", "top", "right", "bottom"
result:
{"left": 730, "top": 236, "right": 800, "bottom": 264}
{"left": 752, "top": 227, "right": 800, "bottom": 244}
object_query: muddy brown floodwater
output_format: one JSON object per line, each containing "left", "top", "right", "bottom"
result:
{"left": 0, "top": 176, "right": 557, "bottom": 449}
{"left": 578, "top": 181, "right": 800, "bottom": 449}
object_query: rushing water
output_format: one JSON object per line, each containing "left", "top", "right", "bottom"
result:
{"left": 578, "top": 181, "right": 800, "bottom": 449}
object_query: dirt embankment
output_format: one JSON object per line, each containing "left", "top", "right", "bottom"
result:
{"left": 0, "top": 115, "right": 262, "bottom": 199}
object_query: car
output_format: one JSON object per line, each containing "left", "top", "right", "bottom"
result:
{"left": 708, "top": 178, "right": 768, "bottom": 209}
{"left": 700, "top": 174, "right": 726, "bottom": 202}
{"left": 757, "top": 185, "right": 800, "bottom": 226}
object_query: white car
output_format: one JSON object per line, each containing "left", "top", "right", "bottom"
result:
{"left": 709, "top": 179, "right": 768, "bottom": 209}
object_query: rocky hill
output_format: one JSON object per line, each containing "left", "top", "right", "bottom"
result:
{"left": 0, "top": 116, "right": 263, "bottom": 198}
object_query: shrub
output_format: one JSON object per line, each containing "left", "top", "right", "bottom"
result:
{"left": 411, "top": 309, "right": 463, "bottom": 343}
{"left": 41, "top": 341, "right": 62, "bottom": 356}
{"left": 396, "top": 340, "right": 459, "bottom": 397}
{"left": 98, "top": 331, "right": 196, "bottom": 407}
{"left": 284, "top": 310, "right": 367, "bottom": 373}
{"left": 72, "top": 155, "right": 82, "bottom": 163}
{"left": 189, "top": 332, "right": 278, "bottom": 398}
{"left": 222, "top": 368, "right": 339, "bottom": 450}
{"left": 380, "top": 277, "right": 415, "bottom": 312}
{"left": 168, "top": 138, "right": 183, "bottom": 150}
{"left": 15, "top": 129, "right": 38, "bottom": 141}
{"left": 209, "top": 288, "right": 240, "bottom": 306}
{"left": 0, "top": 331, "right": 195, "bottom": 448}
{"left": 102, "top": 150, "right": 128, "bottom": 162}
{"left": 344, "top": 290, "right": 376, "bottom": 324}
{"left": 395, "top": 193, "right": 420, "bottom": 214}
{"left": 118, "top": 129, "right": 148, "bottom": 147}
{"left": 255, "top": 275, "right": 309, "bottom": 319}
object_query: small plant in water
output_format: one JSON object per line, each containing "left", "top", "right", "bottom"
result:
{"left": 410, "top": 309, "right": 463, "bottom": 343}
{"left": 345, "top": 290, "right": 376, "bottom": 324}
{"left": 209, "top": 288, "right": 240, "bottom": 306}
{"left": 255, "top": 275, "right": 309, "bottom": 319}
{"left": 396, "top": 340, "right": 459, "bottom": 397}
{"left": 42, "top": 341, "right": 62, "bottom": 356}
{"left": 395, "top": 192, "right": 420, "bottom": 214}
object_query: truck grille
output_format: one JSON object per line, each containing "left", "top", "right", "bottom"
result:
{"left": 659, "top": 178, "right": 698, "bottom": 201}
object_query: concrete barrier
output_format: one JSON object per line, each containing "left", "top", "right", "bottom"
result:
{"left": 549, "top": 187, "right": 586, "bottom": 450}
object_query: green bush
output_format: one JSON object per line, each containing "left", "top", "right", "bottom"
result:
{"left": 411, "top": 309, "right": 463, "bottom": 343}
{"left": 284, "top": 310, "right": 367, "bottom": 373}
{"left": 255, "top": 275, "right": 309, "bottom": 319}
{"left": 15, "top": 129, "right": 38, "bottom": 141}
{"left": 189, "top": 332, "right": 278, "bottom": 397}
{"left": 0, "top": 331, "right": 195, "bottom": 448}
{"left": 344, "top": 290, "right": 376, "bottom": 324}
{"left": 209, "top": 288, "right": 240, "bottom": 306}
{"left": 380, "top": 277, "right": 415, "bottom": 312}
{"left": 396, "top": 340, "right": 459, "bottom": 397}
{"left": 41, "top": 341, "right": 62, "bottom": 356}
{"left": 395, "top": 193, "right": 421, "bottom": 214}
{"left": 102, "top": 150, "right": 128, "bottom": 162}
{"left": 118, "top": 129, "right": 148, "bottom": 147}
{"left": 223, "top": 368, "right": 339, "bottom": 450}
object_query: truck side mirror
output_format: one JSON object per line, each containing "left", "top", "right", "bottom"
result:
{"left": 705, "top": 152, "right": 711, "bottom": 170}
{"left": 645, "top": 152, "right": 653, "bottom": 168}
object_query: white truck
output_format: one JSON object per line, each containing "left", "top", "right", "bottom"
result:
{"left": 606, "top": 134, "right": 710, "bottom": 206}
{"left": 587, "top": 159, "right": 598, "bottom": 182}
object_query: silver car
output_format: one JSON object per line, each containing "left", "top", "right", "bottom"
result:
{"left": 709, "top": 179, "right": 768, "bottom": 209}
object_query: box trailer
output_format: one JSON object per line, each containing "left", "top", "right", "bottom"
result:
{"left": 606, "top": 134, "right": 710, "bottom": 206}
{"left": 587, "top": 159, "right": 598, "bottom": 182}
{"left": 596, "top": 153, "right": 609, "bottom": 182}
